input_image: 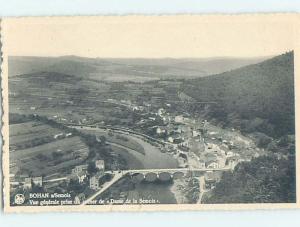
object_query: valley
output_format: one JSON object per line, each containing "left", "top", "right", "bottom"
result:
{"left": 8, "top": 52, "right": 296, "bottom": 205}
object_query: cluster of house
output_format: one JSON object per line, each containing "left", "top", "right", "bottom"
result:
{"left": 198, "top": 141, "right": 241, "bottom": 170}
{"left": 153, "top": 110, "right": 205, "bottom": 153}
{"left": 23, "top": 176, "right": 43, "bottom": 189}
{"left": 152, "top": 108, "right": 241, "bottom": 170}
{"left": 100, "top": 99, "right": 242, "bottom": 171}
{"left": 70, "top": 160, "right": 106, "bottom": 190}
{"left": 17, "top": 160, "right": 106, "bottom": 192}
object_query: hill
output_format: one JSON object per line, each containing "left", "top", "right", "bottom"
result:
{"left": 8, "top": 55, "right": 268, "bottom": 81}
{"left": 202, "top": 154, "right": 296, "bottom": 203}
{"left": 182, "top": 52, "right": 294, "bottom": 138}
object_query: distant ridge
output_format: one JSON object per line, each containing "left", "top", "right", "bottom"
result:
{"left": 8, "top": 55, "right": 269, "bottom": 79}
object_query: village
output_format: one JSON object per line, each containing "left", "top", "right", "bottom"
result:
{"left": 10, "top": 90, "right": 265, "bottom": 205}
{"left": 8, "top": 71, "right": 267, "bottom": 206}
{"left": 96, "top": 97, "right": 261, "bottom": 173}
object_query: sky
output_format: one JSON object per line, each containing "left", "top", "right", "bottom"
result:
{"left": 1, "top": 14, "right": 297, "bottom": 58}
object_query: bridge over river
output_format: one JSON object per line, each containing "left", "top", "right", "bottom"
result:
{"left": 109, "top": 167, "right": 231, "bottom": 181}
{"left": 82, "top": 167, "right": 231, "bottom": 205}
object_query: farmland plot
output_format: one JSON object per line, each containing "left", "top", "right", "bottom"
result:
{"left": 9, "top": 120, "right": 89, "bottom": 176}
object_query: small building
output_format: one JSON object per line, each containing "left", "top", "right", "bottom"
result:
{"left": 72, "top": 164, "right": 88, "bottom": 175}
{"left": 95, "top": 160, "right": 105, "bottom": 171}
{"left": 199, "top": 160, "right": 206, "bottom": 168}
{"left": 132, "top": 106, "right": 139, "bottom": 111}
{"left": 206, "top": 160, "right": 219, "bottom": 169}
{"left": 180, "top": 140, "right": 189, "bottom": 148}
{"left": 32, "top": 176, "right": 43, "bottom": 187}
{"left": 168, "top": 136, "right": 174, "bottom": 143}
{"left": 183, "top": 118, "right": 196, "bottom": 125}
{"left": 217, "top": 155, "right": 227, "bottom": 168}
{"left": 158, "top": 108, "right": 165, "bottom": 116}
{"left": 24, "top": 177, "right": 32, "bottom": 189}
{"left": 222, "top": 140, "right": 228, "bottom": 145}
{"left": 156, "top": 127, "right": 166, "bottom": 134}
{"left": 204, "top": 172, "right": 217, "bottom": 189}
{"left": 178, "top": 157, "right": 187, "bottom": 168}
{"left": 192, "top": 130, "right": 200, "bottom": 137}
{"left": 174, "top": 115, "right": 184, "bottom": 123}
{"left": 173, "top": 137, "right": 184, "bottom": 144}
{"left": 77, "top": 172, "right": 87, "bottom": 184}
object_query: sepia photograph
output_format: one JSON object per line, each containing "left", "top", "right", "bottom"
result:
{"left": 1, "top": 15, "right": 299, "bottom": 212}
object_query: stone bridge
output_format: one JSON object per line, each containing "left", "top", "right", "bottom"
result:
{"left": 106, "top": 167, "right": 231, "bottom": 182}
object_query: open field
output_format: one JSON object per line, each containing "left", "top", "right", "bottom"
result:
{"left": 10, "top": 122, "right": 63, "bottom": 150}
{"left": 9, "top": 120, "right": 89, "bottom": 177}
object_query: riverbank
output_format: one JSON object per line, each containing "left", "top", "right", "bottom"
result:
{"left": 170, "top": 177, "right": 200, "bottom": 204}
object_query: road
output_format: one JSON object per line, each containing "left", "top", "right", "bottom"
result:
{"left": 81, "top": 173, "right": 123, "bottom": 205}
{"left": 197, "top": 176, "right": 206, "bottom": 204}
{"left": 44, "top": 177, "right": 67, "bottom": 183}
{"left": 10, "top": 176, "right": 68, "bottom": 185}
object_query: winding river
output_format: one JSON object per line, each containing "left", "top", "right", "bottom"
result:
{"left": 73, "top": 126, "right": 179, "bottom": 204}
{"left": 74, "top": 126, "right": 179, "bottom": 169}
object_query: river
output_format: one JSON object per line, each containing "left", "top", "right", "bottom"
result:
{"left": 74, "top": 126, "right": 179, "bottom": 204}
{"left": 74, "top": 126, "right": 178, "bottom": 169}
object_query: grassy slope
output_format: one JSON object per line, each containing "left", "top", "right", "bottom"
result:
{"left": 9, "top": 117, "right": 89, "bottom": 177}
{"left": 187, "top": 52, "right": 297, "bottom": 203}
{"left": 202, "top": 155, "right": 296, "bottom": 203}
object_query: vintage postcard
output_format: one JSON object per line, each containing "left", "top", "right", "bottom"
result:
{"left": 1, "top": 14, "right": 300, "bottom": 212}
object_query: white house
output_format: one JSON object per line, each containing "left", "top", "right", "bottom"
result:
{"left": 174, "top": 115, "right": 184, "bottom": 123}
{"left": 156, "top": 127, "right": 166, "bottom": 134}
{"left": 72, "top": 164, "right": 88, "bottom": 174}
{"left": 95, "top": 160, "right": 105, "bottom": 171}
{"left": 32, "top": 176, "right": 43, "bottom": 187}
{"left": 168, "top": 136, "right": 174, "bottom": 143}
{"left": 77, "top": 172, "right": 87, "bottom": 184}
{"left": 192, "top": 130, "right": 200, "bottom": 137}
{"left": 206, "top": 160, "right": 219, "bottom": 169}
{"left": 158, "top": 108, "right": 165, "bottom": 116}
{"left": 24, "top": 178, "right": 32, "bottom": 189}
